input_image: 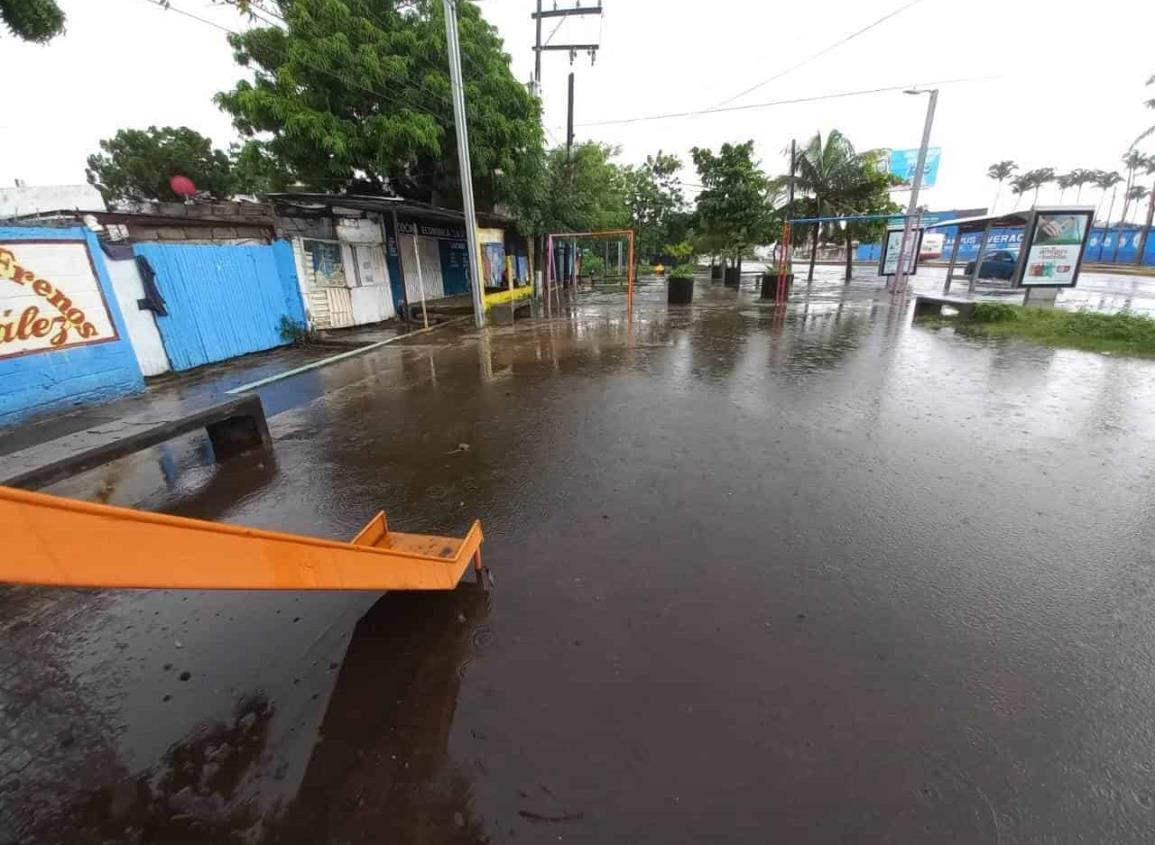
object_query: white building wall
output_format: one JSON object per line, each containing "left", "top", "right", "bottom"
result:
{"left": 105, "top": 256, "right": 171, "bottom": 377}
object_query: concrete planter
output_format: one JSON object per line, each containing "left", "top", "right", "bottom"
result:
{"left": 724, "top": 267, "right": 742, "bottom": 286}
{"left": 760, "top": 272, "right": 794, "bottom": 299}
{"left": 667, "top": 276, "right": 694, "bottom": 305}
{"left": 710, "top": 264, "right": 723, "bottom": 280}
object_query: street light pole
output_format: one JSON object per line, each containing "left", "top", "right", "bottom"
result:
{"left": 443, "top": 0, "right": 486, "bottom": 328}
{"left": 893, "top": 88, "right": 937, "bottom": 296}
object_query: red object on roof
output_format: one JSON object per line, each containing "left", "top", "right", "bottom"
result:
{"left": 169, "top": 175, "right": 197, "bottom": 198}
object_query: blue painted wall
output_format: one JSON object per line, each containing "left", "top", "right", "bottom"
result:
{"left": 439, "top": 238, "right": 471, "bottom": 296}
{"left": 135, "top": 241, "right": 306, "bottom": 371}
{"left": 0, "top": 227, "right": 144, "bottom": 428}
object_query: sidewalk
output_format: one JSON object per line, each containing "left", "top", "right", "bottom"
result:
{"left": 0, "top": 321, "right": 409, "bottom": 460}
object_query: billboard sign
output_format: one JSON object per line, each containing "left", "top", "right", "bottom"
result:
{"left": 879, "top": 227, "right": 923, "bottom": 276}
{"left": 1018, "top": 210, "right": 1093, "bottom": 288}
{"left": 886, "top": 147, "right": 941, "bottom": 189}
{"left": 0, "top": 240, "right": 118, "bottom": 360}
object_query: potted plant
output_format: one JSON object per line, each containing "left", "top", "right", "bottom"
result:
{"left": 760, "top": 266, "right": 795, "bottom": 299}
{"left": 667, "top": 264, "right": 695, "bottom": 304}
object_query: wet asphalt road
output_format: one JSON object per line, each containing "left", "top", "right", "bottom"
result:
{"left": 6, "top": 271, "right": 1155, "bottom": 843}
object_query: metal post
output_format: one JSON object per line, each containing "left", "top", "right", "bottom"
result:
{"left": 894, "top": 89, "right": 938, "bottom": 296}
{"left": 566, "top": 71, "right": 575, "bottom": 160}
{"left": 442, "top": 0, "right": 486, "bottom": 328}
{"left": 943, "top": 227, "right": 961, "bottom": 295}
{"left": 410, "top": 229, "right": 430, "bottom": 329}
{"left": 970, "top": 220, "right": 994, "bottom": 293}
{"left": 534, "top": 0, "right": 542, "bottom": 91}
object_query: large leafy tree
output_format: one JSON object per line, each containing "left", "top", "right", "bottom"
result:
{"left": 622, "top": 152, "right": 687, "bottom": 260}
{"left": 216, "top": 0, "right": 542, "bottom": 211}
{"left": 86, "top": 126, "right": 236, "bottom": 203}
{"left": 532, "top": 142, "right": 627, "bottom": 234}
{"left": 1, "top": 0, "right": 64, "bottom": 42}
{"left": 691, "top": 141, "right": 774, "bottom": 272}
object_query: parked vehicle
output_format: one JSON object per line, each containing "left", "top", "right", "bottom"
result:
{"left": 963, "top": 249, "right": 1019, "bottom": 280}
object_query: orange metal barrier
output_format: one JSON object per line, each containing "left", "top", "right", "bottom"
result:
{"left": 1, "top": 485, "right": 483, "bottom": 591}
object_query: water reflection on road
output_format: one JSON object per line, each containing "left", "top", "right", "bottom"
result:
{"left": 5, "top": 274, "right": 1155, "bottom": 842}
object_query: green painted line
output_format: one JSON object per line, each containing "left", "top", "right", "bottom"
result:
{"left": 226, "top": 318, "right": 468, "bottom": 395}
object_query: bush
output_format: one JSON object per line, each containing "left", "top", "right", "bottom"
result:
{"left": 668, "top": 264, "right": 696, "bottom": 280}
{"left": 581, "top": 253, "right": 606, "bottom": 277}
{"left": 969, "top": 302, "right": 1020, "bottom": 323}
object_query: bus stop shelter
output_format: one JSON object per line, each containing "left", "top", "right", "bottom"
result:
{"left": 929, "top": 206, "right": 1095, "bottom": 300}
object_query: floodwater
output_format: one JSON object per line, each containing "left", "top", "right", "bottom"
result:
{"left": 6, "top": 271, "right": 1155, "bottom": 843}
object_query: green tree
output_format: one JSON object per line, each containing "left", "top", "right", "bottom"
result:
{"left": 1022, "top": 167, "right": 1055, "bottom": 205}
{"left": 1009, "top": 173, "right": 1032, "bottom": 209}
{"left": 1126, "top": 185, "right": 1149, "bottom": 223}
{"left": 622, "top": 152, "right": 687, "bottom": 260}
{"left": 534, "top": 142, "right": 627, "bottom": 234}
{"left": 85, "top": 126, "right": 235, "bottom": 203}
{"left": 691, "top": 141, "right": 774, "bottom": 274}
{"left": 1113, "top": 150, "right": 1149, "bottom": 261}
{"left": 228, "top": 139, "right": 292, "bottom": 194}
{"left": 1, "top": 0, "right": 64, "bottom": 42}
{"left": 1136, "top": 76, "right": 1155, "bottom": 264}
{"left": 216, "top": 0, "right": 542, "bottom": 212}
{"left": 1095, "top": 170, "right": 1123, "bottom": 226}
{"left": 1056, "top": 171, "right": 1076, "bottom": 203}
{"left": 791, "top": 130, "right": 887, "bottom": 281}
{"left": 986, "top": 160, "right": 1017, "bottom": 213}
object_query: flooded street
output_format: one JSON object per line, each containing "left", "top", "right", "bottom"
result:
{"left": 7, "top": 273, "right": 1155, "bottom": 843}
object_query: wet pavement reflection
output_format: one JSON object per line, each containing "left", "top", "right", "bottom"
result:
{"left": 6, "top": 272, "right": 1155, "bottom": 842}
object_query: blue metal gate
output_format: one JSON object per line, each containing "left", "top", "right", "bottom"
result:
{"left": 134, "top": 242, "right": 305, "bottom": 371}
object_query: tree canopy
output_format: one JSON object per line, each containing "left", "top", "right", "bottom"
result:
{"left": 215, "top": 0, "right": 542, "bottom": 210}
{"left": 691, "top": 141, "right": 775, "bottom": 265}
{"left": 531, "top": 142, "right": 628, "bottom": 235}
{"left": 86, "top": 126, "right": 237, "bottom": 203}
{"left": 622, "top": 152, "right": 689, "bottom": 259}
{"left": 1, "top": 0, "right": 64, "bottom": 42}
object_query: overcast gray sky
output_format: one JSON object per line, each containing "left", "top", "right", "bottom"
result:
{"left": 3, "top": 0, "right": 1154, "bottom": 215}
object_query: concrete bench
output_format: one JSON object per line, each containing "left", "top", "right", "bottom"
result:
{"left": 913, "top": 295, "right": 978, "bottom": 319}
{"left": 0, "top": 394, "right": 272, "bottom": 490}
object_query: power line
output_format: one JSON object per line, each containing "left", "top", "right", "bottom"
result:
{"left": 711, "top": 0, "right": 928, "bottom": 108}
{"left": 569, "top": 75, "right": 998, "bottom": 128}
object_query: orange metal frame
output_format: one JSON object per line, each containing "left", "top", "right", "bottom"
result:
{"left": 1, "top": 485, "right": 484, "bottom": 591}
{"left": 545, "top": 229, "right": 635, "bottom": 312}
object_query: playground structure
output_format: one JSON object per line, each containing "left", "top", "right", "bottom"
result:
{"left": 1, "top": 484, "right": 484, "bottom": 591}
{"left": 544, "top": 229, "right": 635, "bottom": 313}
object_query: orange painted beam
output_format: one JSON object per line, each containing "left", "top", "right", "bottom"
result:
{"left": 0, "top": 485, "right": 484, "bottom": 591}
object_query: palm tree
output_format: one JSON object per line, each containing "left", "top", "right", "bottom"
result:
{"left": 1022, "top": 167, "right": 1055, "bottom": 206}
{"left": 1113, "top": 150, "right": 1148, "bottom": 262}
{"left": 1056, "top": 172, "right": 1076, "bottom": 203}
{"left": 1010, "top": 173, "right": 1033, "bottom": 210}
{"left": 1095, "top": 170, "right": 1123, "bottom": 227}
{"left": 1127, "top": 185, "right": 1149, "bottom": 223}
{"left": 792, "top": 130, "right": 873, "bottom": 282}
{"left": 1136, "top": 153, "right": 1155, "bottom": 265}
{"left": 987, "top": 160, "right": 1017, "bottom": 213}
{"left": 1071, "top": 169, "right": 1095, "bottom": 203}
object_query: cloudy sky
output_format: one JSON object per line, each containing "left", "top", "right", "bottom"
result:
{"left": 3, "top": 0, "right": 1154, "bottom": 216}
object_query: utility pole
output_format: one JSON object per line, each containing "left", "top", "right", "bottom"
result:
{"left": 893, "top": 88, "right": 937, "bottom": 296}
{"left": 443, "top": 0, "right": 486, "bottom": 328}
{"left": 566, "top": 71, "right": 575, "bottom": 159}
{"left": 530, "top": 2, "right": 602, "bottom": 105}
{"left": 533, "top": 0, "right": 543, "bottom": 94}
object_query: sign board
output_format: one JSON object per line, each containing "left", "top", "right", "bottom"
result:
{"left": 0, "top": 240, "right": 118, "bottom": 360}
{"left": 1018, "top": 210, "right": 1092, "bottom": 288}
{"left": 878, "top": 227, "right": 924, "bottom": 276}
{"left": 886, "top": 147, "right": 941, "bottom": 189}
